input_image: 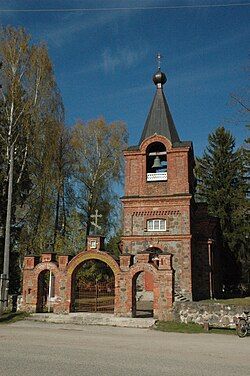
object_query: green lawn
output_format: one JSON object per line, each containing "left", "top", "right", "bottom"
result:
{"left": 155, "top": 321, "right": 236, "bottom": 335}
{"left": 0, "top": 311, "right": 30, "bottom": 324}
{"left": 198, "top": 297, "right": 250, "bottom": 306}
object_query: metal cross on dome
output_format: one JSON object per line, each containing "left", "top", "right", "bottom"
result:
{"left": 156, "top": 52, "right": 163, "bottom": 69}
{"left": 90, "top": 209, "right": 102, "bottom": 234}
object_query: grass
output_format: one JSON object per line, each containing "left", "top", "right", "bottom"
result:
{"left": 198, "top": 297, "right": 250, "bottom": 306}
{"left": 155, "top": 321, "right": 236, "bottom": 335}
{"left": 0, "top": 311, "right": 30, "bottom": 324}
{"left": 155, "top": 321, "right": 205, "bottom": 333}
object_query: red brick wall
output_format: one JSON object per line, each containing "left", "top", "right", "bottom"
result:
{"left": 145, "top": 271, "right": 154, "bottom": 291}
{"left": 122, "top": 135, "right": 194, "bottom": 301}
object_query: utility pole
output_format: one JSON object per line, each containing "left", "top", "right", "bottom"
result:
{"left": 3, "top": 144, "right": 14, "bottom": 305}
{"left": 0, "top": 143, "right": 14, "bottom": 314}
{"left": 0, "top": 62, "right": 14, "bottom": 313}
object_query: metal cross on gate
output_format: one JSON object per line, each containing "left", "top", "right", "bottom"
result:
{"left": 90, "top": 209, "right": 102, "bottom": 234}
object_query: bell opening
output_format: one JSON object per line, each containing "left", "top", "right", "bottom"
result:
{"left": 146, "top": 142, "right": 167, "bottom": 176}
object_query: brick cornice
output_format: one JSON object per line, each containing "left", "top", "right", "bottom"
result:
{"left": 167, "top": 146, "right": 190, "bottom": 153}
{"left": 121, "top": 234, "right": 192, "bottom": 241}
{"left": 123, "top": 150, "right": 142, "bottom": 156}
{"left": 131, "top": 210, "right": 181, "bottom": 216}
{"left": 121, "top": 194, "right": 192, "bottom": 202}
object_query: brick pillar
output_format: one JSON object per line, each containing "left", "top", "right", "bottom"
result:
{"left": 117, "top": 254, "right": 132, "bottom": 316}
{"left": 22, "top": 256, "right": 40, "bottom": 313}
{"left": 157, "top": 253, "right": 174, "bottom": 320}
{"left": 58, "top": 255, "right": 71, "bottom": 270}
{"left": 120, "top": 254, "right": 133, "bottom": 271}
{"left": 181, "top": 238, "right": 193, "bottom": 300}
{"left": 41, "top": 253, "right": 56, "bottom": 263}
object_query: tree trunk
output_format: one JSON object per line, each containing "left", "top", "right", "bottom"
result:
{"left": 53, "top": 190, "right": 60, "bottom": 250}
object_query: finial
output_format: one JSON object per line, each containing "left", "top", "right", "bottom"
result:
{"left": 156, "top": 53, "right": 162, "bottom": 70}
{"left": 153, "top": 53, "right": 167, "bottom": 88}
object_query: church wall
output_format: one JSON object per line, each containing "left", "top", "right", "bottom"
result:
{"left": 191, "top": 241, "right": 210, "bottom": 301}
{"left": 167, "top": 150, "right": 190, "bottom": 195}
{"left": 124, "top": 153, "right": 143, "bottom": 197}
{"left": 124, "top": 145, "right": 191, "bottom": 198}
{"left": 191, "top": 204, "right": 222, "bottom": 300}
{"left": 122, "top": 198, "right": 192, "bottom": 237}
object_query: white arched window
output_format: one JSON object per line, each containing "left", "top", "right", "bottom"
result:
{"left": 147, "top": 219, "right": 166, "bottom": 232}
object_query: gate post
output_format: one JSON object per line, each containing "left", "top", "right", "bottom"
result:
{"left": 157, "top": 253, "right": 174, "bottom": 320}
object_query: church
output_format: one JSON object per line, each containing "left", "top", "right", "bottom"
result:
{"left": 20, "top": 64, "right": 222, "bottom": 320}
{"left": 120, "top": 65, "right": 222, "bottom": 302}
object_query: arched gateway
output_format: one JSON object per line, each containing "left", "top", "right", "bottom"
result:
{"left": 66, "top": 240, "right": 121, "bottom": 314}
{"left": 21, "top": 235, "right": 174, "bottom": 320}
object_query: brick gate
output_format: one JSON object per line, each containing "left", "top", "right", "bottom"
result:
{"left": 21, "top": 235, "right": 174, "bottom": 320}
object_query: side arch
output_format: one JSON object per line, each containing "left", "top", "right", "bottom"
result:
{"left": 33, "top": 261, "right": 60, "bottom": 279}
{"left": 128, "top": 263, "right": 159, "bottom": 318}
{"left": 129, "top": 262, "right": 158, "bottom": 280}
{"left": 31, "top": 262, "right": 60, "bottom": 313}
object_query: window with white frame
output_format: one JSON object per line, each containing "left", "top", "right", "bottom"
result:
{"left": 147, "top": 219, "right": 166, "bottom": 232}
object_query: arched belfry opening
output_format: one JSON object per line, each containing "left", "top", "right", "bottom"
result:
{"left": 146, "top": 142, "right": 167, "bottom": 182}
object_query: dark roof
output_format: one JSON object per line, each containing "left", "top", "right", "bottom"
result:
{"left": 139, "top": 87, "right": 180, "bottom": 145}
{"left": 173, "top": 141, "right": 192, "bottom": 148}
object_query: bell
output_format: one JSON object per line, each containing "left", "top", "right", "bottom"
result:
{"left": 152, "top": 156, "right": 161, "bottom": 169}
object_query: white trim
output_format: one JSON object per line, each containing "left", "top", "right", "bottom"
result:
{"left": 147, "top": 219, "right": 166, "bottom": 232}
{"left": 147, "top": 172, "right": 167, "bottom": 181}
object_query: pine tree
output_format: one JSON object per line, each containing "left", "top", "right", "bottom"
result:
{"left": 197, "top": 126, "right": 249, "bottom": 283}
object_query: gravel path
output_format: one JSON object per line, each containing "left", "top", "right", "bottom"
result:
{"left": 0, "top": 320, "right": 249, "bottom": 376}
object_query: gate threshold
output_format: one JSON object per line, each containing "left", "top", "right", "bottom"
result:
{"left": 26, "top": 313, "right": 156, "bottom": 328}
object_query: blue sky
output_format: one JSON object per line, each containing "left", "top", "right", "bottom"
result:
{"left": 0, "top": 0, "right": 249, "bottom": 156}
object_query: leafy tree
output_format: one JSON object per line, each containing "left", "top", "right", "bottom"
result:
{"left": 71, "top": 118, "right": 128, "bottom": 242}
{"left": 0, "top": 26, "right": 65, "bottom": 295}
{"left": 106, "top": 227, "right": 123, "bottom": 258}
{"left": 75, "top": 260, "right": 114, "bottom": 284}
{"left": 196, "top": 126, "right": 249, "bottom": 283}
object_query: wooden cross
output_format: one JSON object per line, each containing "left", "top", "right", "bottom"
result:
{"left": 90, "top": 209, "right": 102, "bottom": 234}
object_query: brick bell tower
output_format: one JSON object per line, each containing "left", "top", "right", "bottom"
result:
{"left": 121, "top": 63, "right": 196, "bottom": 301}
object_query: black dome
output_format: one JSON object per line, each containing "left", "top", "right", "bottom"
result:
{"left": 153, "top": 69, "right": 167, "bottom": 86}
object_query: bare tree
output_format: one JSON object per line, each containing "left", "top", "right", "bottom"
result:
{"left": 0, "top": 26, "right": 63, "bottom": 309}
{"left": 71, "top": 118, "right": 128, "bottom": 240}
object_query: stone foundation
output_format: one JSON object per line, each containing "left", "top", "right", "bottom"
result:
{"left": 173, "top": 301, "right": 250, "bottom": 328}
